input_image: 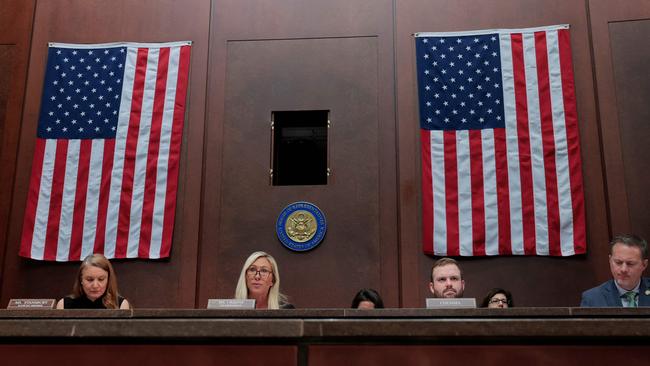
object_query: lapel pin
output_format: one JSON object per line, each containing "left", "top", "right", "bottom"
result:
{"left": 645, "top": 289, "right": 650, "bottom": 296}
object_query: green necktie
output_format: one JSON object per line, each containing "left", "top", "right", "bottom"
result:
{"left": 623, "top": 291, "right": 638, "bottom": 307}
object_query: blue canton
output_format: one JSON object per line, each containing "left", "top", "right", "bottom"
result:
{"left": 38, "top": 46, "right": 127, "bottom": 139}
{"left": 416, "top": 34, "right": 505, "bottom": 130}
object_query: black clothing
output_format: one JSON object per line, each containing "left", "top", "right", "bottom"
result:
{"left": 63, "top": 295, "right": 125, "bottom": 309}
{"left": 280, "top": 301, "right": 295, "bottom": 309}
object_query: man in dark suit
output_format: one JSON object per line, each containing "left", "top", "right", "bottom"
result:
{"left": 581, "top": 234, "right": 650, "bottom": 307}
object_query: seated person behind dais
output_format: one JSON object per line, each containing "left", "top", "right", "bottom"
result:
{"left": 351, "top": 288, "right": 384, "bottom": 309}
{"left": 429, "top": 257, "right": 465, "bottom": 298}
{"left": 56, "top": 253, "right": 130, "bottom": 309}
{"left": 235, "top": 251, "right": 294, "bottom": 309}
{"left": 480, "top": 288, "right": 514, "bottom": 308}
{"left": 581, "top": 234, "right": 649, "bottom": 307}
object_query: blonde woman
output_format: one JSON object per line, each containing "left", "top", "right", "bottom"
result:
{"left": 235, "top": 251, "right": 293, "bottom": 309}
{"left": 56, "top": 253, "right": 130, "bottom": 309}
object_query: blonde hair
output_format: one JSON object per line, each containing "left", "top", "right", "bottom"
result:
{"left": 234, "top": 251, "right": 287, "bottom": 309}
{"left": 72, "top": 253, "right": 121, "bottom": 309}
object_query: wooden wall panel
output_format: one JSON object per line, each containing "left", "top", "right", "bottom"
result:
{"left": 0, "top": 45, "right": 17, "bottom": 281}
{"left": 216, "top": 37, "right": 382, "bottom": 308}
{"left": 395, "top": 0, "right": 608, "bottom": 307}
{"left": 0, "top": 0, "right": 209, "bottom": 308}
{"left": 0, "top": 0, "right": 36, "bottom": 302}
{"left": 589, "top": 0, "right": 650, "bottom": 240}
{"left": 309, "top": 345, "right": 650, "bottom": 366}
{"left": 0, "top": 46, "right": 14, "bottom": 142}
{"left": 1, "top": 0, "right": 645, "bottom": 310}
{"left": 609, "top": 20, "right": 650, "bottom": 243}
{"left": 198, "top": 0, "right": 398, "bottom": 308}
{"left": 0, "top": 345, "right": 297, "bottom": 366}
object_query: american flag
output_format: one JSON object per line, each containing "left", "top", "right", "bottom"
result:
{"left": 415, "top": 25, "right": 585, "bottom": 256}
{"left": 20, "top": 41, "right": 191, "bottom": 261}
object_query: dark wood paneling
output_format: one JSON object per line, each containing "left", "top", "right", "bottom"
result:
{"left": 588, "top": 0, "right": 650, "bottom": 296}
{"left": 589, "top": 0, "right": 650, "bottom": 238}
{"left": 0, "top": 0, "right": 36, "bottom": 303}
{"left": 309, "top": 345, "right": 649, "bottom": 366}
{"left": 0, "top": 44, "right": 15, "bottom": 299}
{"left": 610, "top": 19, "right": 650, "bottom": 241}
{"left": 0, "top": 46, "right": 14, "bottom": 144}
{"left": 2, "top": 0, "right": 644, "bottom": 311}
{"left": 395, "top": 0, "right": 608, "bottom": 307}
{"left": 0, "top": 0, "right": 209, "bottom": 308}
{"left": 199, "top": 0, "right": 398, "bottom": 308}
{"left": 0, "top": 345, "right": 297, "bottom": 366}
{"left": 595, "top": 7, "right": 650, "bottom": 241}
{"left": 215, "top": 37, "right": 382, "bottom": 308}
{"left": 2, "top": 309, "right": 650, "bottom": 365}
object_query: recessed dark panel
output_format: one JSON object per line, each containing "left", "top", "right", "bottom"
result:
{"left": 609, "top": 19, "right": 650, "bottom": 241}
{"left": 0, "top": 45, "right": 16, "bottom": 151}
{"left": 272, "top": 110, "right": 328, "bottom": 186}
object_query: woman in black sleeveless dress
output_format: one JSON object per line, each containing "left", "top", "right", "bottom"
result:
{"left": 56, "top": 253, "right": 130, "bottom": 309}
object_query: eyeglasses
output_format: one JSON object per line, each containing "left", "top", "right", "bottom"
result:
{"left": 489, "top": 298, "right": 509, "bottom": 305}
{"left": 246, "top": 267, "right": 272, "bottom": 278}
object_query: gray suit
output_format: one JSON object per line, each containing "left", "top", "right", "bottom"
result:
{"left": 580, "top": 277, "right": 650, "bottom": 307}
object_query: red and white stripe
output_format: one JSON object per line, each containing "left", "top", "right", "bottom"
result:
{"left": 421, "top": 27, "right": 585, "bottom": 256}
{"left": 20, "top": 43, "right": 190, "bottom": 261}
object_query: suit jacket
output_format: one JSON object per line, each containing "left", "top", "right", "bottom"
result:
{"left": 580, "top": 277, "right": 650, "bottom": 307}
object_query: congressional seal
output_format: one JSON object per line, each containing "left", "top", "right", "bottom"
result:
{"left": 276, "top": 202, "right": 327, "bottom": 252}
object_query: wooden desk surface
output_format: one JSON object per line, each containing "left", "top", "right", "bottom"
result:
{"left": 1, "top": 307, "right": 649, "bottom": 341}
{"left": 1, "top": 308, "right": 649, "bottom": 366}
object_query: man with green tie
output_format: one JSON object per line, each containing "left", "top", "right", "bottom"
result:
{"left": 581, "top": 234, "right": 650, "bottom": 307}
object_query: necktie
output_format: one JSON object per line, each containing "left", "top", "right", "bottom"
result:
{"left": 624, "top": 291, "right": 637, "bottom": 307}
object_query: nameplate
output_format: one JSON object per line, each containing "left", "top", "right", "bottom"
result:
{"left": 7, "top": 299, "right": 56, "bottom": 309}
{"left": 207, "top": 299, "right": 256, "bottom": 309}
{"left": 426, "top": 298, "right": 476, "bottom": 309}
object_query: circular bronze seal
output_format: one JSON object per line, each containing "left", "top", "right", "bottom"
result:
{"left": 284, "top": 210, "right": 317, "bottom": 242}
{"left": 276, "top": 202, "right": 327, "bottom": 252}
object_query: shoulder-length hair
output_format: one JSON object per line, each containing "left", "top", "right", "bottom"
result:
{"left": 72, "top": 253, "right": 120, "bottom": 309}
{"left": 234, "top": 251, "right": 287, "bottom": 309}
{"left": 480, "top": 287, "right": 514, "bottom": 308}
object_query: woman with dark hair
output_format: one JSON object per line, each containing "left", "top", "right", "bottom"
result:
{"left": 351, "top": 288, "right": 384, "bottom": 309}
{"left": 480, "top": 288, "right": 514, "bottom": 308}
{"left": 56, "top": 253, "right": 130, "bottom": 309}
